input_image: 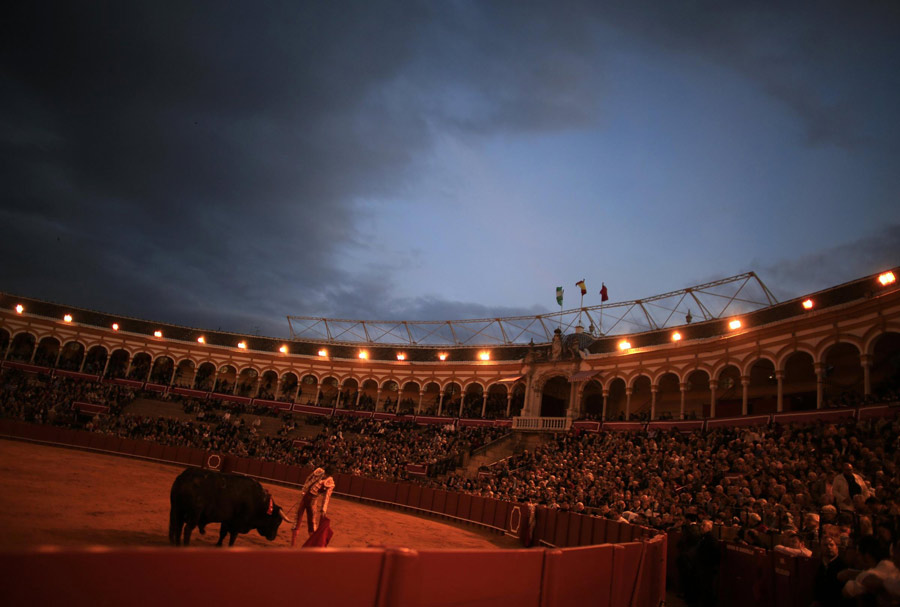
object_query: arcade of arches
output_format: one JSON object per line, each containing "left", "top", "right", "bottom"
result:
{"left": 1, "top": 289, "right": 899, "bottom": 420}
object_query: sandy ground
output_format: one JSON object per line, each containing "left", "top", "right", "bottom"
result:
{"left": 0, "top": 438, "right": 520, "bottom": 550}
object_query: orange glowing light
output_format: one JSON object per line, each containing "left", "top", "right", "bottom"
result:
{"left": 112, "top": 323, "right": 119, "bottom": 331}
{"left": 438, "top": 353, "right": 448, "bottom": 361}
{"left": 618, "top": 340, "right": 631, "bottom": 350}
{"left": 879, "top": 271, "right": 896, "bottom": 286}
{"left": 14, "top": 304, "right": 24, "bottom": 314}
{"left": 154, "top": 330, "right": 163, "bottom": 338}
{"left": 279, "top": 345, "right": 288, "bottom": 354}
{"left": 197, "top": 336, "right": 205, "bottom": 344}
{"left": 479, "top": 351, "right": 491, "bottom": 361}
{"left": 63, "top": 314, "right": 73, "bottom": 323}
{"left": 396, "top": 353, "right": 406, "bottom": 361}
{"left": 802, "top": 299, "right": 814, "bottom": 310}
{"left": 672, "top": 332, "right": 682, "bottom": 342}
{"left": 318, "top": 349, "right": 328, "bottom": 357}
{"left": 237, "top": 341, "right": 247, "bottom": 349}
{"left": 358, "top": 350, "right": 368, "bottom": 360}
{"left": 729, "top": 319, "right": 742, "bottom": 330}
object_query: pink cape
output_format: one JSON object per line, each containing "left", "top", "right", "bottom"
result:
{"left": 302, "top": 516, "right": 334, "bottom": 548}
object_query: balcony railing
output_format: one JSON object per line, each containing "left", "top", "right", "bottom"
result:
{"left": 512, "top": 416, "right": 572, "bottom": 432}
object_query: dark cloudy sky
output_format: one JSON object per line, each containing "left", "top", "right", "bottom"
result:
{"left": 2, "top": 1, "right": 899, "bottom": 338}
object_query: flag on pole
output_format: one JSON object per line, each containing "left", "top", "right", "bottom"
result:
{"left": 576, "top": 279, "right": 587, "bottom": 296}
{"left": 556, "top": 287, "right": 564, "bottom": 306}
{"left": 600, "top": 283, "right": 609, "bottom": 302}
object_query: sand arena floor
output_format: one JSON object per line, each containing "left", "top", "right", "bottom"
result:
{"left": 0, "top": 438, "right": 520, "bottom": 550}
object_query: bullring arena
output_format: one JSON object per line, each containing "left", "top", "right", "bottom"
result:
{"left": 1, "top": 268, "right": 898, "bottom": 606}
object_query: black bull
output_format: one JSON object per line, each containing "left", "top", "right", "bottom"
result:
{"left": 168, "top": 467, "right": 293, "bottom": 546}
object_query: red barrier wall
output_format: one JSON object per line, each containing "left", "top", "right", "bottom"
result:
{"left": 542, "top": 544, "right": 616, "bottom": 607}
{"left": 0, "top": 548, "right": 390, "bottom": 607}
{"left": 432, "top": 489, "right": 447, "bottom": 514}
{"left": 444, "top": 491, "right": 459, "bottom": 517}
{"left": 385, "top": 549, "right": 546, "bottom": 607}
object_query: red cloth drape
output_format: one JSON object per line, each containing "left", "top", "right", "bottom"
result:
{"left": 302, "top": 516, "right": 334, "bottom": 548}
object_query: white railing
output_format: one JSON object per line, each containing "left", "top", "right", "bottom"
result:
{"left": 512, "top": 416, "right": 572, "bottom": 432}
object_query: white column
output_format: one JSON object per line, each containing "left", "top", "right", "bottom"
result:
{"left": 776, "top": 370, "right": 784, "bottom": 413}
{"left": 709, "top": 380, "right": 718, "bottom": 419}
{"left": 741, "top": 376, "right": 750, "bottom": 416}
{"left": 650, "top": 386, "right": 658, "bottom": 420}
{"left": 679, "top": 382, "right": 687, "bottom": 420}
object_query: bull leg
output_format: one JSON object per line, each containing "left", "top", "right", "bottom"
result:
{"left": 228, "top": 531, "right": 238, "bottom": 546}
{"left": 216, "top": 525, "right": 227, "bottom": 547}
{"left": 183, "top": 524, "right": 194, "bottom": 546}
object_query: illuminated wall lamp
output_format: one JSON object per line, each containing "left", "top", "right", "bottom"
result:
{"left": 112, "top": 323, "right": 119, "bottom": 331}
{"left": 15, "top": 304, "right": 24, "bottom": 314}
{"left": 728, "top": 319, "right": 742, "bottom": 330}
{"left": 63, "top": 314, "right": 73, "bottom": 323}
{"left": 879, "top": 271, "right": 896, "bottom": 286}
{"left": 154, "top": 330, "right": 163, "bottom": 338}
{"left": 358, "top": 350, "right": 368, "bottom": 360}
{"left": 618, "top": 340, "right": 631, "bottom": 350}
{"left": 438, "top": 353, "right": 448, "bottom": 361}
{"left": 279, "top": 345, "right": 288, "bottom": 354}
{"left": 396, "top": 353, "right": 406, "bottom": 361}
{"left": 197, "top": 336, "right": 205, "bottom": 344}
{"left": 479, "top": 351, "right": 490, "bottom": 361}
{"left": 671, "top": 332, "right": 682, "bottom": 342}
{"left": 318, "top": 349, "right": 328, "bottom": 357}
{"left": 237, "top": 341, "right": 247, "bottom": 349}
{"left": 802, "top": 299, "right": 814, "bottom": 310}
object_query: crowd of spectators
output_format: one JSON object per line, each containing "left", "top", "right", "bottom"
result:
{"left": 6, "top": 366, "right": 900, "bottom": 602}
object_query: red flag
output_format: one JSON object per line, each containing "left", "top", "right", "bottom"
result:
{"left": 600, "top": 283, "right": 609, "bottom": 302}
{"left": 576, "top": 279, "right": 587, "bottom": 295}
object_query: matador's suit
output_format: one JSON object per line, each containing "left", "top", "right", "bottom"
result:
{"left": 290, "top": 467, "right": 335, "bottom": 547}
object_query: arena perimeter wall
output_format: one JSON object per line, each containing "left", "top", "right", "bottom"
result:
{"left": 0, "top": 418, "right": 666, "bottom": 607}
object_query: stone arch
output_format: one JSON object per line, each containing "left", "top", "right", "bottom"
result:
{"left": 606, "top": 377, "right": 627, "bottom": 420}
{"left": 380, "top": 379, "right": 400, "bottom": 412}
{"left": 870, "top": 332, "right": 900, "bottom": 398}
{"left": 399, "top": 381, "right": 420, "bottom": 415}
{"left": 630, "top": 375, "right": 652, "bottom": 420}
{"left": 775, "top": 345, "right": 816, "bottom": 372}
{"left": 421, "top": 381, "right": 441, "bottom": 415}
{"left": 510, "top": 382, "right": 526, "bottom": 417}
{"left": 746, "top": 357, "right": 777, "bottom": 415}
{"left": 127, "top": 352, "right": 152, "bottom": 381}
{"left": 463, "top": 382, "right": 485, "bottom": 418}
{"left": 581, "top": 379, "right": 604, "bottom": 420}
{"left": 258, "top": 370, "right": 279, "bottom": 400}
{"left": 360, "top": 378, "right": 378, "bottom": 411}
{"left": 336, "top": 376, "right": 357, "bottom": 408}
{"left": 34, "top": 336, "right": 61, "bottom": 367}
{"left": 106, "top": 348, "right": 130, "bottom": 379}
{"left": 83, "top": 345, "right": 109, "bottom": 376}
{"left": 236, "top": 367, "right": 259, "bottom": 397}
{"left": 783, "top": 351, "right": 816, "bottom": 411}
{"left": 822, "top": 341, "right": 864, "bottom": 406}
{"left": 540, "top": 375, "right": 569, "bottom": 418}
{"left": 149, "top": 355, "right": 175, "bottom": 385}
{"left": 684, "top": 369, "right": 710, "bottom": 419}
{"left": 7, "top": 331, "right": 36, "bottom": 363}
{"left": 172, "top": 359, "right": 196, "bottom": 388}
{"left": 214, "top": 364, "right": 237, "bottom": 393}
{"left": 485, "top": 383, "right": 508, "bottom": 419}
{"left": 194, "top": 362, "right": 216, "bottom": 391}
{"left": 715, "top": 364, "right": 742, "bottom": 417}
{"left": 442, "top": 382, "right": 462, "bottom": 417}
{"left": 57, "top": 340, "right": 86, "bottom": 371}
{"left": 280, "top": 372, "right": 300, "bottom": 402}
{"left": 655, "top": 372, "right": 681, "bottom": 420}
{"left": 298, "top": 374, "right": 319, "bottom": 404}
{"left": 320, "top": 376, "right": 339, "bottom": 407}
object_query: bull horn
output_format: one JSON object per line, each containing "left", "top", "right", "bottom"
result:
{"left": 279, "top": 505, "right": 296, "bottom": 524}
